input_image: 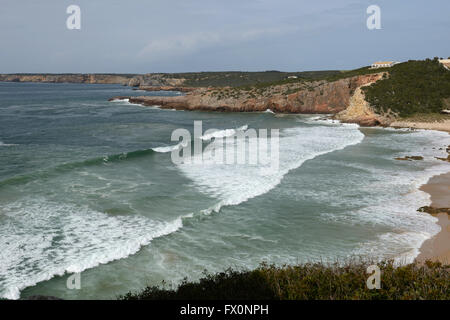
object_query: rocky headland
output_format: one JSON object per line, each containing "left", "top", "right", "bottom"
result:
{"left": 0, "top": 73, "right": 185, "bottom": 87}
{"left": 133, "top": 86, "right": 197, "bottom": 93}
{"left": 5, "top": 60, "right": 450, "bottom": 131}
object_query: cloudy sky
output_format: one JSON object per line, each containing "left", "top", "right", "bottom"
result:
{"left": 0, "top": 0, "right": 449, "bottom": 73}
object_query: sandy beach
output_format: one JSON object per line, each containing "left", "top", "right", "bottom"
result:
{"left": 417, "top": 172, "right": 450, "bottom": 264}
{"left": 392, "top": 121, "right": 450, "bottom": 264}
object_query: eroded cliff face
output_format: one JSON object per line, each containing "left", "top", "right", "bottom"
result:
{"left": 3, "top": 72, "right": 387, "bottom": 124}
{"left": 110, "top": 73, "right": 384, "bottom": 115}
{"left": 0, "top": 74, "right": 186, "bottom": 87}
{"left": 334, "top": 85, "right": 383, "bottom": 126}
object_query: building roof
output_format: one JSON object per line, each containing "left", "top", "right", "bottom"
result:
{"left": 439, "top": 59, "right": 450, "bottom": 69}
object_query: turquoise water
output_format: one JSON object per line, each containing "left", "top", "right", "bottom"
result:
{"left": 0, "top": 82, "right": 449, "bottom": 299}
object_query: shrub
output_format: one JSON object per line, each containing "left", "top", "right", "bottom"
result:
{"left": 362, "top": 59, "right": 450, "bottom": 117}
{"left": 120, "top": 260, "right": 449, "bottom": 300}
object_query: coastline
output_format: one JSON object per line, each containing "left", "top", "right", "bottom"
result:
{"left": 113, "top": 94, "right": 450, "bottom": 265}
{"left": 390, "top": 120, "right": 450, "bottom": 133}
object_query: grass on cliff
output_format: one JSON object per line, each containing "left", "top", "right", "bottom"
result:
{"left": 326, "top": 66, "right": 391, "bottom": 82}
{"left": 177, "top": 66, "right": 394, "bottom": 89}
{"left": 362, "top": 58, "right": 450, "bottom": 117}
{"left": 120, "top": 260, "right": 449, "bottom": 300}
{"left": 177, "top": 70, "right": 341, "bottom": 87}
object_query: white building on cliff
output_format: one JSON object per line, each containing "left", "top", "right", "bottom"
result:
{"left": 370, "top": 61, "right": 399, "bottom": 69}
{"left": 439, "top": 59, "right": 450, "bottom": 70}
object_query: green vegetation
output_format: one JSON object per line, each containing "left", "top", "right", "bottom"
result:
{"left": 362, "top": 59, "right": 450, "bottom": 117}
{"left": 231, "top": 66, "right": 390, "bottom": 89}
{"left": 120, "top": 260, "right": 449, "bottom": 300}
{"left": 0, "top": 73, "right": 138, "bottom": 77}
{"left": 171, "top": 70, "right": 341, "bottom": 87}
{"left": 396, "top": 113, "right": 450, "bottom": 123}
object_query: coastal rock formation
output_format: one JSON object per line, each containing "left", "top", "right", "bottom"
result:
{"left": 110, "top": 73, "right": 384, "bottom": 114}
{"left": 394, "top": 156, "right": 424, "bottom": 161}
{"left": 0, "top": 74, "right": 136, "bottom": 85}
{"left": 0, "top": 73, "right": 186, "bottom": 87}
{"left": 334, "top": 85, "right": 385, "bottom": 126}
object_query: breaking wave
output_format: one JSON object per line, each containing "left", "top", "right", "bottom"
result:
{"left": 178, "top": 122, "right": 365, "bottom": 217}
{"left": 200, "top": 125, "right": 249, "bottom": 141}
{"left": 0, "top": 198, "right": 183, "bottom": 300}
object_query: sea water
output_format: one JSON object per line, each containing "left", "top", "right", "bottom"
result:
{"left": 0, "top": 82, "right": 449, "bottom": 299}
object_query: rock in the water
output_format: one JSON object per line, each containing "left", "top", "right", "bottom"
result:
{"left": 109, "top": 73, "right": 385, "bottom": 115}
{"left": 435, "top": 155, "right": 450, "bottom": 162}
{"left": 22, "top": 295, "right": 63, "bottom": 300}
{"left": 395, "top": 156, "right": 424, "bottom": 161}
{"left": 418, "top": 206, "right": 450, "bottom": 215}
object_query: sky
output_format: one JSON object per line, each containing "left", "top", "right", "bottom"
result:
{"left": 0, "top": 0, "right": 449, "bottom": 73}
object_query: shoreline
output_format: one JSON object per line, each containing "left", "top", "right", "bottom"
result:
{"left": 416, "top": 171, "right": 450, "bottom": 264}
{"left": 390, "top": 120, "right": 450, "bottom": 133}
{"left": 113, "top": 93, "right": 450, "bottom": 265}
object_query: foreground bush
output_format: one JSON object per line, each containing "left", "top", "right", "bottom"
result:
{"left": 120, "top": 260, "right": 449, "bottom": 300}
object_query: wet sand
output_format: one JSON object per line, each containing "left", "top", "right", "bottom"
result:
{"left": 416, "top": 172, "right": 450, "bottom": 264}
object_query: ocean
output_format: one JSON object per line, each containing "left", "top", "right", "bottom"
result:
{"left": 0, "top": 82, "right": 449, "bottom": 300}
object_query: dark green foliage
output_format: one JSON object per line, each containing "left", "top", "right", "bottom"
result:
{"left": 120, "top": 269, "right": 276, "bottom": 300}
{"left": 362, "top": 59, "right": 450, "bottom": 117}
{"left": 1, "top": 73, "right": 138, "bottom": 77}
{"left": 260, "top": 260, "right": 449, "bottom": 300}
{"left": 174, "top": 71, "right": 342, "bottom": 87}
{"left": 120, "top": 260, "right": 449, "bottom": 300}
{"left": 325, "top": 66, "right": 391, "bottom": 82}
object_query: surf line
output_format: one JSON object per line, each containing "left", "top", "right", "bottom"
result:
{"left": 169, "top": 121, "right": 280, "bottom": 171}
{"left": 180, "top": 304, "right": 215, "bottom": 318}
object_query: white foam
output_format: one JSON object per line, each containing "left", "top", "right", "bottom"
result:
{"left": 321, "top": 129, "right": 450, "bottom": 264}
{"left": 109, "top": 98, "right": 143, "bottom": 107}
{"left": 110, "top": 98, "right": 130, "bottom": 103}
{"left": 152, "top": 141, "right": 188, "bottom": 153}
{"left": 264, "top": 109, "right": 275, "bottom": 114}
{"left": 178, "top": 124, "right": 450, "bottom": 264}
{"left": 178, "top": 122, "right": 364, "bottom": 216}
{"left": 200, "top": 125, "right": 249, "bottom": 141}
{"left": 0, "top": 198, "right": 183, "bottom": 300}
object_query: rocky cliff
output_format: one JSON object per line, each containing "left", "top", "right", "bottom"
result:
{"left": 0, "top": 73, "right": 186, "bottom": 87}
{"left": 110, "top": 73, "right": 384, "bottom": 114}
{"left": 334, "top": 84, "right": 388, "bottom": 126}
